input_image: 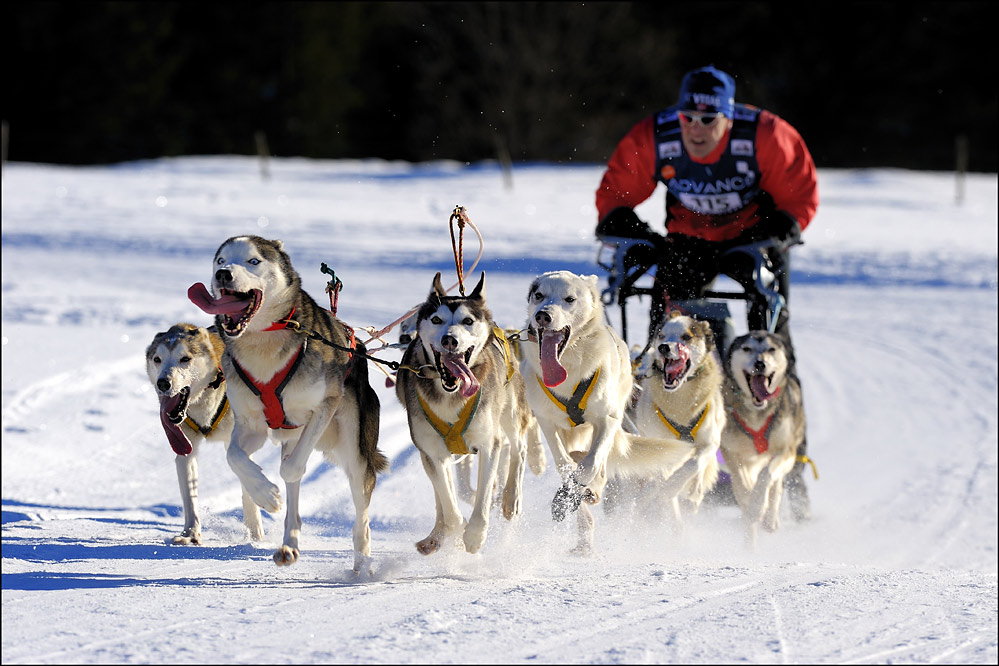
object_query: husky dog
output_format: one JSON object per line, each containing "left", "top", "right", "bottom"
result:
{"left": 188, "top": 235, "right": 387, "bottom": 572}
{"left": 721, "top": 331, "right": 806, "bottom": 546}
{"left": 396, "top": 272, "right": 536, "bottom": 555}
{"left": 520, "top": 270, "right": 690, "bottom": 554}
{"left": 632, "top": 311, "right": 725, "bottom": 524}
{"left": 146, "top": 323, "right": 264, "bottom": 545}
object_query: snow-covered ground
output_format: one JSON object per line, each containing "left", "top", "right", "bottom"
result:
{"left": 2, "top": 157, "right": 996, "bottom": 664}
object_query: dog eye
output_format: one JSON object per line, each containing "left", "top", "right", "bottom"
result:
{"left": 565, "top": 296, "right": 576, "bottom": 303}
{"left": 682, "top": 334, "right": 692, "bottom": 342}
{"left": 248, "top": 258, "right": 260, "bottom": 265}
{"left": 431, "top": 316, "right": 443, "bottom": 325}
{"left": 216, "top": 257, "right": 224, "bottom": 266}
{"left": 152, "top": 356, "right": 161, "bottom": 364}
{"left": 463, "top": 318, "right": 473, "bottom": 326}
{"left": 533, "top": 292, "right": 544, "bottom": 301}
{"left": 180, "top": 356, "right": 191, "bottom": 364}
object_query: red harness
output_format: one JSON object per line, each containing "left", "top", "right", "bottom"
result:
{"left": 233, "top": 343, "right": 305, "bottom": 430}
{"left": 731, "top": 409, "right": 777, "bottom": 454}
{"left": 231, "top": 308, "right": 358, "bottom": 430}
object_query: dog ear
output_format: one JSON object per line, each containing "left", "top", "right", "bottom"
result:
{"left": 582, "top": 274, "right": 600, "bottom": 302}
{"left": 431, "top": 272, "right": 446, "bottom": 301}
{"left": 526, "top": 278, "right": 539, "bottom": 302}
{"left": 468, "top": 272, "right": 485, "bottom": 300}
{"left": 695, "top": 320, "right": 715, "bottom": 352}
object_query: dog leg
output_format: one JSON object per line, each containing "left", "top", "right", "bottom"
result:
{"left": 525, "top": 419, "right": 547, "bottom": 476}
{"left": 274, "top": 478, "right": 302, "bottom": 566}
{"left": 344, "top": 460, "right": 376, "bottom": 576}
{"left": 570, "top": 503, "right": 595, "bottom": 557}
{"left": 173, "top": 448, "right": 201, "bottom": 545}
{"left": 226, "top": 428, "right": 281, "bottom": 513}
{"left": 743, "top": 466, "right": 772, "bottom": 549}
{"left": 240, "top": 486, "right": 265, "bottom": 541}
{"left": 501, "top": 437, "right": 527, "bottom": 520}
{"left": 416, "top": 453, "right": 466, "bottom": 555}
{"left": 464, "top": 439, "right": 502, "bottom": 554}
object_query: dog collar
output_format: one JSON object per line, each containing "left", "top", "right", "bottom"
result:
{"left": 416, "top": 390, "right": 482, "bottom": 455}
{"left": 263, "top": 306, "right": 297, "bottom": 331}
{"left": 184, "top": 395, "right": 230, "bottom": 436}
{"left": 655, "top": 402, "right": 709, "bottom": 444}
{"left": 536, "top": 367, "right": 601, "bottom": 427}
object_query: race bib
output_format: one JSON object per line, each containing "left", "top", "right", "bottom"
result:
{"left": 677, "top": 191, "right": 743, "bottom": 214}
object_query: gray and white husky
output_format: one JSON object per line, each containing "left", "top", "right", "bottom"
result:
{"left": 630, "top": 311, "right": 725, "bottom": 527}
{"left": 721, "top": 331, "right": 806, "bottom": 547}
{"left": 396, "top": 272, "right": 536, "bottom": 555}
{"left": 146, "top": 322, "right": 264, "bottom": 545}
{"left": 189, "top": 235, "right": 387, "bottom": 572}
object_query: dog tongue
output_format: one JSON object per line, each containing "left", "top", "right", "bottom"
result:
{"left": 159, "top": 399, "right": 192, "bottom": 456}
{"left": 663, "top": 345, "right": 690, "bottom": 385}
{"left": 442, "top": 352, "right": 480, "bottom": 398}
{"left": 540, "top": 331, "right": 567, "bottom": 387}
{"left": 750, "top": 374, "right": 778, "bottom": 403}
{"left": 188, "top": 282, "right": 251, "bottom": 316}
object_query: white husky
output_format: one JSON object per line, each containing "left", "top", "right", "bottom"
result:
{"left": 519, "top": 270, "right": 690, "bottom": 554}
{"left": 631, "top": 311, "right": 725, "bottom": 525}
{"left": 145, "top": 323, "right": 264, "bottom": 545}
{"left": 189, "top": 235, "right": 387, "bottom": 572}
{"left": 396, "top": 272, "right": 537, "bottom": 555}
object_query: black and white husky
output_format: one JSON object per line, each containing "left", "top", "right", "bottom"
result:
{"left": 721, "top": 331, "right": 806, "bottom": 547}
{"left": 189, "top": 235, "right": 387, "bottom": 572}
{"left": 146, "top": 322, "right": 264, "bottom": 545}
{"left": 396, "top": 272, "right": 536, "bottom": 555}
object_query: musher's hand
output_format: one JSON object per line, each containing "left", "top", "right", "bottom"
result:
{"left": 596, "top": 207, "right": 665, "bottom": 247}
{"left": 751, "top": 210, "right": 801, "bottom": 247}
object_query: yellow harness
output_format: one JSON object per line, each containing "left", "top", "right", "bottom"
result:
{"left": 416, "top": 391, "right": 482, "bottom": 455}
{"left": 655, "top": 402, "right": 709, "bottom": 443}
{"left": 536, "top": 366, "right": 601, "bottom": 427}
{"left": 184, "top": 395, "right": 230, "bottom": 436}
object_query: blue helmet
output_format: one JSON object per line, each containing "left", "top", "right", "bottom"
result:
{"left": 677, "top": 66, "right": 735, "bottom": 116}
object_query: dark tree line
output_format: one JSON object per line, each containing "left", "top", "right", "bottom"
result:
{"left": 3, "top": 1, "right": 996, "bottom": 171}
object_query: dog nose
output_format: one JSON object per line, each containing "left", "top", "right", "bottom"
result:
{"left": 441, "top": 335, "right": 458, "bottom": 352}
{"left": 157, "top": 378, "right": 171, "bottom": 392}
{"left": 215, "top": 268, "right": 232, "bottom": 284}
{"left": 754, "top": 359, "right": 766, "bottom": 372}
{"left": 535, "top": 311, "right": 551, "bottom": 327}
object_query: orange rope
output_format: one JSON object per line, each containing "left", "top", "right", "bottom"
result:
{"left": 450, "top": 205, "right": 467, "bottom": 296}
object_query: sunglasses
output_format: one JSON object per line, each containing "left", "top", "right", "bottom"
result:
{"left": 678, "top": 111, "right": 723, "bottom": 127}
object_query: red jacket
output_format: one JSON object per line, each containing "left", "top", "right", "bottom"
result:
{"left": 596, "top": 109, "right": 818, "bottom": 242}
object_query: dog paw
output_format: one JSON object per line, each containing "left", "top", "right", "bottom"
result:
{"left": 416, "top": 534, "right": 443, "bottom": 555}
{"left": 570, "top": 542, "right": 594, "bottom": 557}
{"left": 251, "top": 483, "right": 282, "bottom": 514}
{"left": 171, "top": 529, "right": 201, "bottom": 546}
{"left": 352, "top": 555, "right": 374, "bottom": 579}
{"left": 463, "top": 524, "right": 487, "bottom": 554}
{"left": 552, "top": 482, "right": 585, "bottom": 522}
{"left": 273, "top": 545, "right": 299, "bottom": 566}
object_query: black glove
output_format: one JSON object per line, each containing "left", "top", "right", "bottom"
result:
{"left": 596, "top": 207, "right": 665, "bottom": 246}
{"left": 748, "top": 210, "right": 801, "bottom": 246}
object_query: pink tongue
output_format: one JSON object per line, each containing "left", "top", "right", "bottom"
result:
{"left": 442, "top": 352, "right": 480, "bottom": 398}
{"left": 540, "top": 331, "right": 567, "bottom": 387}
{"left": 663, "top": 344, "right": 690, "bottom": 385}
{"left": 159, "top": 403, "right": 192, "bottom": 456}
{"left": 750, "top": 374, "right": 777, "bottom": 402}
{"left": 188, "top": 282, "right": 251, "bottom": 316}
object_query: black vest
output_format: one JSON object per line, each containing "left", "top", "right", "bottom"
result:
{"left": 653, "top": 103, "right": 763, "bottom": 217}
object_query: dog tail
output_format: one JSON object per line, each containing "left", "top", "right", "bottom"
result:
{"left": 347, "top": 340, "right": 388, "bottom": 483}
{"left": 607, "top": 432, "right": 692, "bottom": 480}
